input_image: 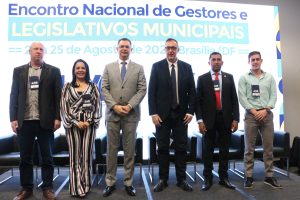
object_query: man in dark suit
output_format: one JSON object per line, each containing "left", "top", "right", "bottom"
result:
{"left": 148, "top": 38, "right": 196, "bottom": 192}
{"left": 195, "top": 52, "right": 239, "bottom": 191}
{"left": 9, "top": 42, "right": 62, "bottom": 200}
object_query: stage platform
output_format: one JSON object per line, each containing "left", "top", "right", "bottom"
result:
{"left": 0, "top": 161, "right": 298, "bottom": 200}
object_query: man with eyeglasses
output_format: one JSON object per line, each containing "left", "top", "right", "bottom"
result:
{"left": 238, "top": 51, "right": 282, "bottom": 189}
{"left": 148, "top": 38, "right": 196, "bottom": 192}
{"left": 101, "top": 38, "right": 147, "bottom": 197}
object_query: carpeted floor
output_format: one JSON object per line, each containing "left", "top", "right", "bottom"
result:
{"left": 0, "top": 162, "right": 299, "bottom": 200}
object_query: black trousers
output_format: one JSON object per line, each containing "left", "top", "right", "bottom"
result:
{"left": 155, "top": 109, "right": 188, "bottom": 183}
{"left": 203, "top": 111, "right": 231, "bottom": 181}
{"left": 17, "top": 120, "right": 54, "bottom": 190}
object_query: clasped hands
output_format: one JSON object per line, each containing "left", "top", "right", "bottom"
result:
{"left": 250, "top": 108, "right": 268, "bottom": 122}
{"left": 113, "top": 104, "right": 132, "bottom": 116}
{"left": 77, "top": 121, "right": 90, "bottom": 130}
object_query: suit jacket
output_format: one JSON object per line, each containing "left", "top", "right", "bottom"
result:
{"left": 9, "top": 63, "right": 62, "bottom": 130}
{"left": 195, "top": 71, "right": 239, "bottom": 130}
{"left": 148, "top": 59, "right": 196, "bottom": 120}
{"left": 101, "top": 60, "right": 147, "bottom": 122}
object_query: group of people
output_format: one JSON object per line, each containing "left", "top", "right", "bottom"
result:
{"left": 8, "top": 38, "right": 281, "bottom": 200}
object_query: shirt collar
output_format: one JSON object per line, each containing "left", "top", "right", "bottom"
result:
{"left": 248, "top": 69, "right": 265, "bottom": 75}
{"left": 118, "top": 59, "right": 130, "bottom": 65}
{"left": 167, "top": 59, "right": 178, "bottom": 68}
{"left": 28, "top": 62, "right": 43, "bottom": 69}
{"left": 210, "top": 70, "right": 221, "bottom": 75}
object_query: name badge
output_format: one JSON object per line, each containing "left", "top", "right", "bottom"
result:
{"left": 82, "top": 94, "right": 93, "bottom": 111}
{"left": 29, "top": 76, "right": 39, "bottom": 90}
{"left": 251, "top": 85, "right": 260, "bottom": 97}
{"left": 214, "top": 80, "right": 220, "bottom": 91}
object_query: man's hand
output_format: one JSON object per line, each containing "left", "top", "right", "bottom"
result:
{"left": 112, "top": 105, "right": 127, "bottom": 116}
{"left": 198, "top": 122, "right": 207, "bottom": 135}
{"left": 151, "top": 115, "right": 162, "bottom": 127}
{"left": 11, "top": 120, "right": 18, "bottom": 133}
{"left": 231, "top": 120, "right": 238, "bottom": 132}
{"left": 123, "top": 104, "right": 132, "bottom": 114}
{"left": 54, "top": 120, "right": 61, "bottom": 131}
{"left": 121, "top": 105, "right": 132, "bottom": 114}
{"left": 183, "top": 114, "right": 193, "bottom": 125}
{"left": 250, "top": 109, "right": 268, "bottom": 122}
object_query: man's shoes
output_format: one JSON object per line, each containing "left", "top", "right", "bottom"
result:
{"left": 103, "top": 185, "right": 116, "bottom": 197}
{"left": 43, "top": 189, "right": 56, "bottom": 200}
{"left": 176, "top": 180, "right": 193, "bottom": 191}
{"left": 219, "top": 179, "right": 235, "bottom": 189}
{"left": 244, "top": 177, "right": 254, "bottom": 188}
{"left": 153, "top": 180, "right": 168, "bottom": 192}
{"left": 13, "top": 189, "right": 33, "bottom": 200}
{"left": 125, "top": 186, "right": 136, "bottom": 196}
{"left": 264, "top": 177, "right": 283, "bottom": 189}
{"left": 201, "top": 179, "right": 212, "bottom": 191}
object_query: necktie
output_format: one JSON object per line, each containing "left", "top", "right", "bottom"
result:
{"left": 121, "top": 61, "right": 127, "bottom": 81}
{"left": 215, "top": 72, "right": 221, "bottom": 110}
{"left": 171, "top": 64, "right": 178, "bottom": 109}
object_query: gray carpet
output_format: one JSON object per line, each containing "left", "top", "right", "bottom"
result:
{"left": 0, "top": 161, "right": 299, "bottom": 200}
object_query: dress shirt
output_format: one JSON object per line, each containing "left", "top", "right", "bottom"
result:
{"left": 238, "top": 70, "right": 277, "bottom": 110}
{"left": 24, "top": 64, "right": 42, "bottom": 120}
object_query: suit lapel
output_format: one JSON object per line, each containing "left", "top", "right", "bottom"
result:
{"left": 111, "top": 61, "right": 122, "bottom": 84}
{"left": 221, "top": 72, "right": 228, "bottom": 98}
{"left": 21, "top": 65, "right": 29, "bottom": 89}
{"left": 205, "top": 72, "right": 214, "bottom": 92}
{"left": 40, "top": 64, "right": 49, "bottom": 84}
{"left": 162, "top": 59, "right": 171, "bottom": 86}
{"left": 177, "top": 61, "right": 183, "bottom": 95}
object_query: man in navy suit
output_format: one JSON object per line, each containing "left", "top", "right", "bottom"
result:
{"left": 9, "top": 42, "right": 62, "bottom": 200}
{"left": 195, "top": 52, "right": 239, "bottom": 191}
{"left": 148, "top": 38, "right": 196, "bottom": 192}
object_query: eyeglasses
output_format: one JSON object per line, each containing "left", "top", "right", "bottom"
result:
{"left": 165, "top": 46, "right": 178, "bottom": 51}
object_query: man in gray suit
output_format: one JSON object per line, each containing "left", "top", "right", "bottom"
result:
{"left": 101, "top": 38, "right": 147, "bottom": 197}
{"left": 9, "top": 42, "right": 62, "bottom": 200}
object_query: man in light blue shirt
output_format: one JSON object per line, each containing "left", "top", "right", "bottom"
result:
{"left": 238, "top": 51, "right": 282, "bottom": 189}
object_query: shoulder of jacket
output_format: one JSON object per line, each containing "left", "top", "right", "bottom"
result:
{"left": 153, "top": 59, "right": 166, "bottom": 66}
{"left": 129, "top": 61, "right": 143, "bottom": 67}
{"left": 16, "top": 64, "right": 27, "bottom": 69}
{"left": 178, "top": 60, "right": 191, "bottom": 67}
{"left": 222, "top": 71, "right": 233, "bottom": 77}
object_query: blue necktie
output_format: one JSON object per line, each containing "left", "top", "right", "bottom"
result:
{"left": 121, "top": 61, "right": 127, "bottom": 81}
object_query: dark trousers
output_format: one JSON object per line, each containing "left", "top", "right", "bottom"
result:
{"left": 17, "top": 120, "right": 54, "bottom": 190}
{"left": 156, "top": 109, "right": 188, "bottom": 183}
{"left": 203, "top": 111, "right": 231, "bottom": 181}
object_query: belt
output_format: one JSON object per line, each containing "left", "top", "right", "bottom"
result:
{"left": 216, "top": 110, "right": 223, "bottom": 114}
{"left": 246, "top": 108, "right": 269, "bottom": 114}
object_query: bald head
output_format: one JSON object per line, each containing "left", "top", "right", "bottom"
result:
{"left": 29, "top": 42, "right": 45, "bottom": 66}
